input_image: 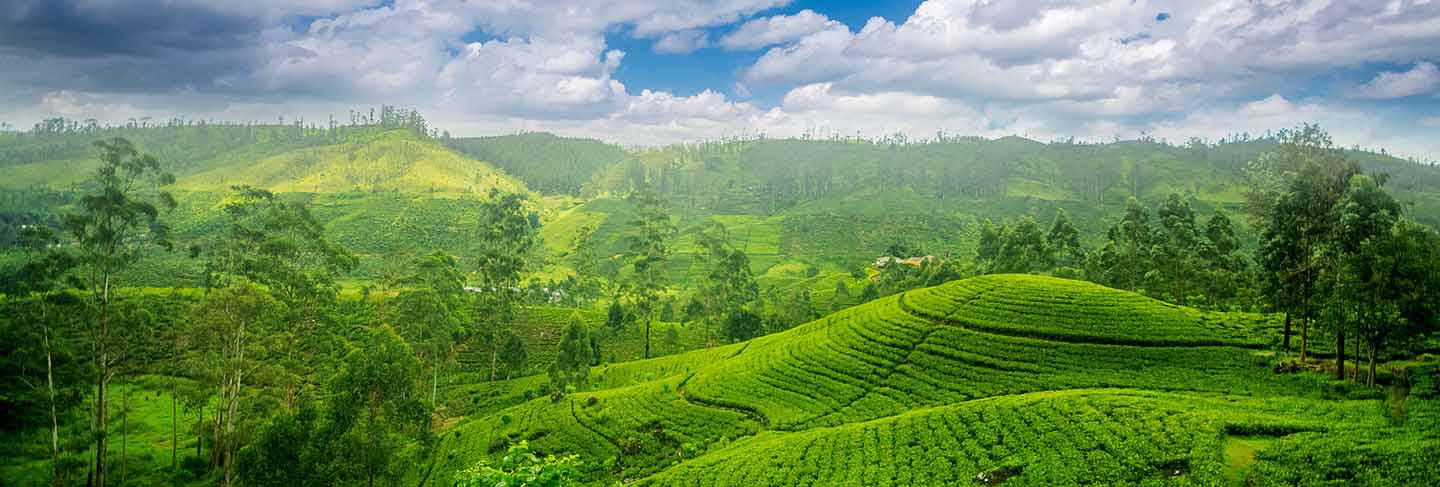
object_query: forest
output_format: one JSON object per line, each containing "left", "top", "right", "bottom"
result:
{"left": 2, "top": 114, "right": 1439, "bottom": 486}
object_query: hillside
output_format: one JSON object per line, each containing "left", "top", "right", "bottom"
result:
{"left": 411, "top": 275, "right": 1439, "bottom": 485}
{"left": 176, "top": 130, "right": 526, "bottom": 196}
{"left": 5, "top": 127, "right": 1440, "bottom": 289}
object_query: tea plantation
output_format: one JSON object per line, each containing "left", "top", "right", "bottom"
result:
{"left": 410, "top": 275, "right": 1440, "bottom": 485}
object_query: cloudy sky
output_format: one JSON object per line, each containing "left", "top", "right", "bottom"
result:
{"left": 2, "top": 0, "right": 1438, "bottom": 159}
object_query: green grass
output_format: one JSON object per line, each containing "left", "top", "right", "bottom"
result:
{"left": 0, "top": 377, "right": 210, "bottom": 486}
{"left": 1223, "top": 436, "right": 1273, "bottom": 485}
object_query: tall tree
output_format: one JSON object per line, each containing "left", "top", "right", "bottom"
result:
{"left": 549, "top": 315, "right": 591, "bottom": 391}
{"left": 474, "top": 189, "right": 536, "bottom": 380}
{"left": 329, "top": 326, "right": 429, "bottom": 487}
{"left": 189, "top": 282, "right": 285, "bottom": 487}
{"left": 1046, "top": 208, "right": 1085, "bottom": 268}
{"left": 499, "top": 333, "right": 528, "bottom": 380}
{"left": 1329, "top": 175, "right": 1413, "bottom": 384}
{"left": 1201, "top": 210, "right": 1247, "bottom": 306}
{"left": 0, "top": 226, "right": 84, "bottom": 486}
{"left": 694, "top": 222, "right": 758, "bottom": 347}
{"left": 1095, "top": 197, "right": 1154, "bottom": 291}
{"left": 621, "top": 186, "right": 675, "bottom": 358}
{"left": 62, "top": 137, "right": 176, "bottom": 487}
{"left": 203, "top": 186, "right": 357, "bottom": 409}
{"left": 996, "top": 216, "right": 1048, "bottom": 274}
{"left": 831, "top": 280, "right": 852, "bottom": 313}
{"left": 1152, "top": 193, "right": 1206, "bottom": 305}
{"left": 385, "top": 251, "right": 465, "bottom": 409}
{"left": 1253, "top": 125, "right": 1361, "bottom": 362}
{"left": 976, "top": 218, "right": 1003, "bottom": 267}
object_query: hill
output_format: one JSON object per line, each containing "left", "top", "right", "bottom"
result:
{"left": 410, "top": 275, "right": 1439, "bottom": 485}
{"left": 176, "top": 130, "right": 525, "bottom": 196}
{"left": 5, "top": 126, "right": 1440, "bottom": 289}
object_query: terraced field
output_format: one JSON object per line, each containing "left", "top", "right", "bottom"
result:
{"left": 413, "top": 275, "right": 1439, "bottom": 486}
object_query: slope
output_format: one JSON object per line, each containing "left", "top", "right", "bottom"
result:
{"left": 414, "top": 275, "right": 1426, "bottom": 486}
{"left": 176, "top": 130, "right": 526, "bottom": 196}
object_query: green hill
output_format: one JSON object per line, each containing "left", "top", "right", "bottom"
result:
{"left": 411, "top": 275, "right": 1437, "bottom": 485}
{"left": 177, "top": 130, "right": 525, "bottom": 196}
{"left": 5, "top": 126, "right": 1439, "bottom": 289}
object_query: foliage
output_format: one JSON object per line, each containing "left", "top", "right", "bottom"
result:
{"left": 474, "top": 189, "right": 537, "bottom": 381}
{"left": 549, "top": 315, "right": 591, "bottom": 391}
{"left": 620, "top": 186, "right": 675, "bottom": 358}
{"left": 453, "top": 440, "right": 581, "bottom": 487}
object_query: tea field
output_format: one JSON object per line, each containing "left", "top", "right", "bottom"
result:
{"left": 409, "top": 275, "right": 1440, "bottom": 485}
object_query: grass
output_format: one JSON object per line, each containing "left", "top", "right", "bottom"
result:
{"left": 1222, "top": 436, "right": 1273, "bottom": 485}
{"left": 0, "top": 377, "right": 210, "bottom": 486}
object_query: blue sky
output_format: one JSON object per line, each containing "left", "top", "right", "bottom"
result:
{"left": 1, "top": 0, "right": 1438, "bottom": 160}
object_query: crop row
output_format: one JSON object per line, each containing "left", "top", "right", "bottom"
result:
{"left": 638, "top": 389, "right": 1386, "bottom": 486}
{"left": 903, "top": 275, "right": 1272, "bottom": 346}
{"left": 683, "top": 291, "right": 1316, "bottom": 429}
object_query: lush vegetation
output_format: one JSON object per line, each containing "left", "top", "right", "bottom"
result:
{"left": 2, "top": 119, "right": 1439, "bottom": 486}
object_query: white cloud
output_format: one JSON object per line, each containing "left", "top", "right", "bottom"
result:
{"left": 719, "top": 9, "right": 838, "bottom": 50}
{"left": 1358, "top": 62, "right": 1440, "bottom": 99}
{"left": 746, "top": 24, "right": 856, "bottom": 85}
{"left": 6, "top": 0, "right": 1440, "bottom": 161}
{"left": 1240, "top": 94, "right": 1294, "bottom": 116}
{"left": 437, "top": 35, "right": 627, "bottom": 118}
{"left": 653, "top": 30, "right": 710, "bottom": 54}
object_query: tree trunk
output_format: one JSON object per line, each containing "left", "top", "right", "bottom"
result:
{"left": 1282, "top": 313, "right": 1291, "bottom": 354}
{"left": 95, "top": 274, "right": 110, "bottom": 487}
{"left": 489, "top": 343, "right": 498, "bottom": 382}
{"left": 196, "top": 408, "right": 204, "bottom": 459}
{"left": 223, "top": 317, "right": 246, "bottom": 487}
{"left": 1335, "top": 325, "right": 1346, "bottom": 381}
{"left": 1367, "top": 342, "right": 1378, "bottom": 387}
{"left": 644, "top": 317, "right": 652, "bottom": 359}
{"left": 120, "top": 389, "right": 127, "bottom": 484}
{"left": 171, "top": 376, "right": 177, "bottom": 475}
{"left": 1300, "top": 316, "right": 1309, "bottom": 362}
{"left": 45, "top": 326, "right": 59, "bottom": 487}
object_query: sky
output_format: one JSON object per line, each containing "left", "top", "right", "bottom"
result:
{"left": 1, "top": 0, "right": 1438, "bottom": 160}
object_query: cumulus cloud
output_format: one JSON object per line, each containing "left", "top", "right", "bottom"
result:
{"left": 653, "top": 30, "right": 710, "bottom": 54}
{"left": 719, "top": 9, "right": 839, "bottom": 50}
{"left": 1357, "top": 62, "right": 1440, "bottom": 99}
{"left": 2, "top": 0, "right": 1440, "bottom": 160}
{"left": 437, "top": 35, "right": 628, "bottom": 118}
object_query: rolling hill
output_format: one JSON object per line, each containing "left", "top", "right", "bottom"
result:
{"left": 176, "top": 130, "right": 525, "bottom": 196}
{"left": 409, "top": 275, "right": 1440, "bottom": 486}
{"left": 5, "top": 125, "right": 1440, "bottom": 289}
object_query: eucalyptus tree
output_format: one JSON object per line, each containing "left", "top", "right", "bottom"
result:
{"left": 549, "top": 315, "right": 590, "bottom": 391}
{"left": 189, "top": 282, "right": 285, "bottom": 487}
{"left": 202, "top": 185, "right": 357, "bottom": 409}
{"left": 474, "top": 189, "right": 536, "bottom": 380}
{"left": 1, "top": 226, "right": 83, "bottom": 486}
{"left": 329, "top": 326, "right": 429, "bottom": 487}
{"left": 385, "top": 251, "right": 465, "bottom": 409}
{"left": 694, "top": 222, "right": 758, "bottom": 347}
{"left": 62, "top": 137, "right": 176, "bottom": 486}
{"left": 1046, "top": 208, "right": 1085, "bottom": 268}
{"left": 621, "top": 186, "right": 675, "bottom": 358}
{"left": 1253, "top": 125, "right": 1360, "bottom": 361}
{"left": 1152, "top": 194, "right": 1207, "bottom": 305}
